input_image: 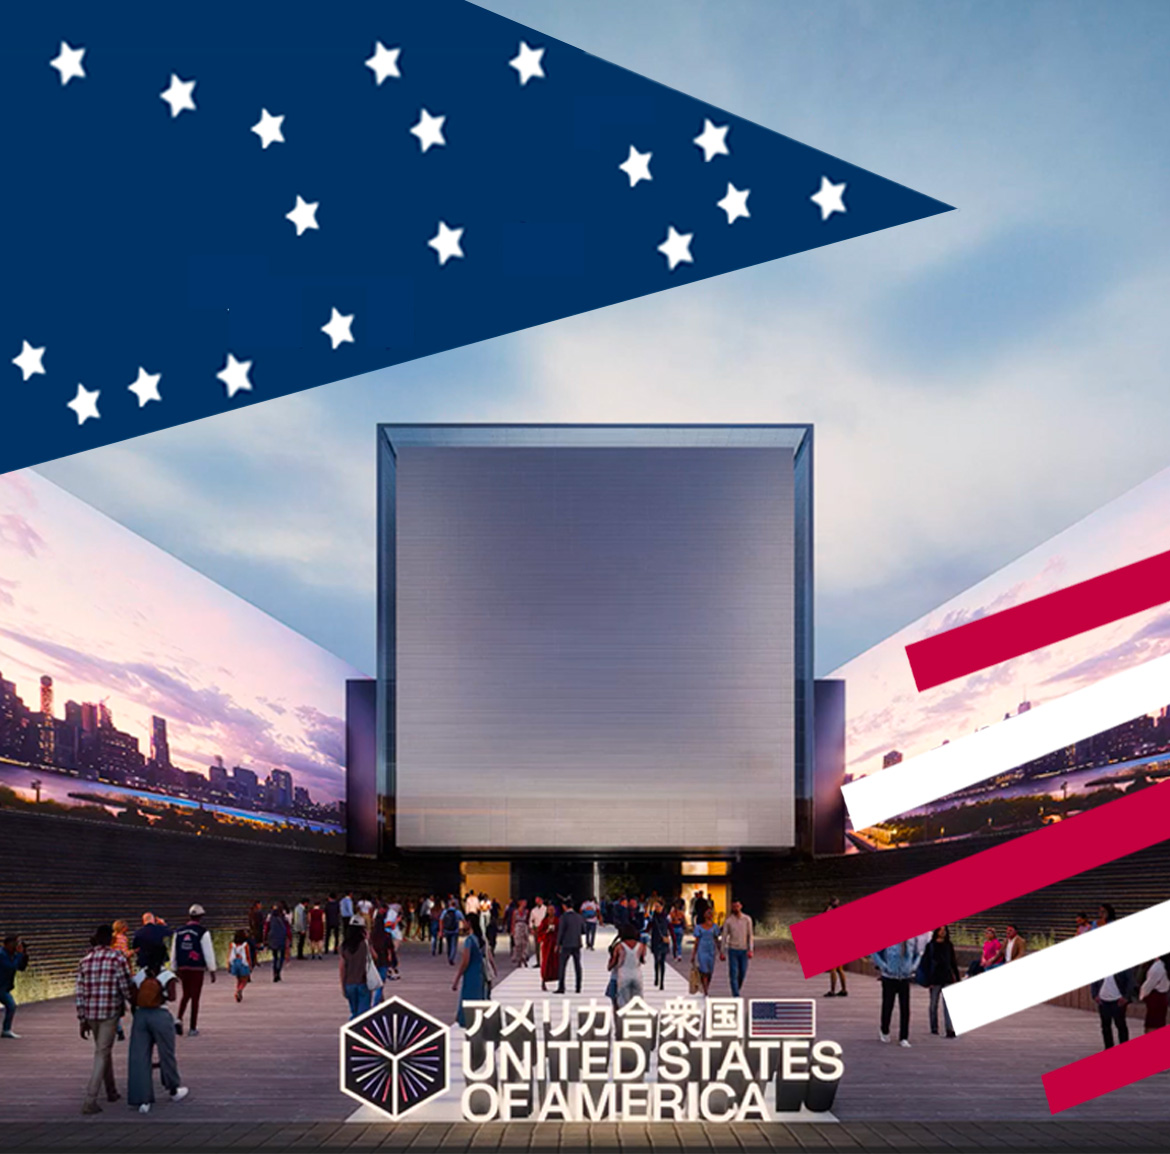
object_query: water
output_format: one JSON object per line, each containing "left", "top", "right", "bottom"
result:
{"left": 0, "top": 761, "right": 343, "bottom": 834}
{"left": 912, "top": 751, "right": 1170, "bottom": 816}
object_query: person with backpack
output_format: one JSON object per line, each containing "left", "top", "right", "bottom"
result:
{"left": 580, "top": 896, "right": 600, "bottom": 951}
{"left": 127, "top": 944, "right": 189, "bottom": 1113}
{"left": 339, "top": 917, "right": 376, "bottom": 1020}
{"left": 264, "top": 904, "right": 290, "bottom": 983}
{"left": 441, "top": 900, "right": 462, "bottom": 964}
{"left": 228, "top": 931, "right": 252, "bottom": 1002}
{"left": 171, "top": 905, "right": 216, "bottom": 1037}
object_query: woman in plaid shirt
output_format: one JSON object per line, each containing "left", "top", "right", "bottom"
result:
{"left": 75, "top": 925, "right": 132, "bottom": 1115}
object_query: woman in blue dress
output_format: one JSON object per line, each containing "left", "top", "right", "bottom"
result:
{"left": 691, "top": 907, "right": 723, "bottom": 995}
{"left": 451, "top": 916, "right": 487, "bottom": 1027}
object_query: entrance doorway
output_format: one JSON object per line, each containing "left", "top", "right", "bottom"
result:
{"left": 460, "top": 860, "right": 510, "bottom": 904}
{"left": 680, "top": 881, "right": 729, "bottom": 922}
{"left": 680, "top": 861, "right": 730, "bottom": 921}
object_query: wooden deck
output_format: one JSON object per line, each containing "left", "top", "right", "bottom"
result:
{"left": 2, "top": 939, "right": 1167, "bottom": 1150}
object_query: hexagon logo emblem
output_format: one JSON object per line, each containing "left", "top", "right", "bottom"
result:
{"left": 340, "top": 995, "right": 450, "bottom": 1119}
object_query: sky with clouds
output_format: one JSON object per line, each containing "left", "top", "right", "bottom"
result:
{"left": 0, "top": 472, "right": 360, "bottom": 803}
{"left": 30, "top": 0, "right": 1170, "bottom": 680}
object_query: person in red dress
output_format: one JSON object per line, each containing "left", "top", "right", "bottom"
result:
{"left": 307, "top": 901, "right": 326, "bottom": 959}
{"left": 539, "top": 903, "right": 561, "bottom": 992}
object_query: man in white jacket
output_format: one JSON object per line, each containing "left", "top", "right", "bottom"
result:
{"left": 171, "top": 904, "right": 216, "bottom": 1037}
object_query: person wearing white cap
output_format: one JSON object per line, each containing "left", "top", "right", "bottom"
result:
{"left": 171, "top": 905, "right": 217, "bottom": 1037}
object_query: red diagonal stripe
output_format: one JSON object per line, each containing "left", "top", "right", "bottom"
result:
{"left": 905, "top": 547, "right": 1170, "bottom": 692}
{"left": 791, "top": 778, "right": 1170, "bottom": 977}
{"left": 1043, "top": 1027, "right": 1170, "bottom": 1113}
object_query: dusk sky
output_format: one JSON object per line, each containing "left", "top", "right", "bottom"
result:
{"left": 833, "top": 461, "right": 1170, "bottom": 779}
{"left": 0, "top": 471, "right": 363, "bottom": 804}
{"left": 29, "top": 1, "right": 1170, "bottom": 682}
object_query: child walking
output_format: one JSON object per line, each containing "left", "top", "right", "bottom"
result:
{"left": 228, "top": 930, "right": 252, "bottom": 1002}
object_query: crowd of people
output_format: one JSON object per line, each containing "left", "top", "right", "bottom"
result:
{"left": 7, "top": 882, "right": 1169, "bottom": 1115}
{"left": 1, "top": 890, "right": 420, "bottom": 1114}
{"left": 860, "top": 901, "right": 1170, "bottom": 1050}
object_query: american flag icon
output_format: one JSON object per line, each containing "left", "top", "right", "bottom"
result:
{"left": 749, "top": 999, "right": 816, "bottom": 1038}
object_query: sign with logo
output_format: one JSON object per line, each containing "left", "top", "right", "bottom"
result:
{"left": 340, "top": 997, "right": 450, "bottom": 1118}
{"left": 341, "top": 995, "right": 844, "bottom": 1122}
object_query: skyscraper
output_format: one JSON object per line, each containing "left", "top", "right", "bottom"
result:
{"left": 232, "top": 765, "right": 259, "bottom": 801}
{"left": 80, "top": 703, "right": 98, "bottom": 734}
{"left": 37, "top": 675, "right": 55, "bottom": 764}
{"left": 150, "top": 716, "right": 171, "bottom": 769}
{"left": 0, "top": 671, "right": 25, "bottom": 758}
{"left": 270, "top": 768, "right": 293, "bottom": 810}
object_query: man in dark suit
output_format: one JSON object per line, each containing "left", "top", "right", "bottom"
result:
{"left": 555, "top": 899, "right": 586, "bottom": 995}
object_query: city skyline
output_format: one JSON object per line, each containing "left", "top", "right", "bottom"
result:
{"left": 0, "top": 666, "right": 311, "bottom": 794}
{"left": 0, "top": 471, "right": 364, "bottom": 809}
{"left": 832, "top": 459, "right": 1170, "bottom": 781}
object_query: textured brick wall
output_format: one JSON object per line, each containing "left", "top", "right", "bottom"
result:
{"left": 0, "top": 808, "right": 459, "bottom": 997}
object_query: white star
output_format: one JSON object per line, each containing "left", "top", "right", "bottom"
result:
{"left": 657, "top": 225, "right": 694, "bottom": 271}
{"left": 428, "top": 221, "right": 464, "bottom": 266}
{"left": 693, "top": 118, "right": 730, "bottom": 162}
{"left": 127, "top": 367, "right": 162, "bottom": 407}
{"left": 509, "top": 41, "right": 545, "bottom": 86}
{"left": 410, "top": 108, "right": 446, "bottom": 153}
{"left": 12, "top": 340, "right": 46, "bottom": 381}
{"left": 619, "top": 145, "right": 653, "bottom": 188}
{"left": 50, "top": 42, "right": 86, "bottom": 85}
{"left": 365, "top": 42, "right": 402, "bottom": 85}
{"left": 216, "top": 353, "right": 253, "bottom": 398}
{"left": 251, "top": 108, "right": 285, "bottom": 149}
{"left": 811, "top": 176, "right": 848, "bottom": 220}
{"left": 321, "top": 308, "right": 355, "bottom": 350}
{"left": 286, "top": 195, "right": 319, "bottom": 236}
{"left": 717, "top": 182, "right": 751, "bottom": 224}
{"left": 67, "top": 384, "right": 100, "bottom": 425}
{"left": 160, "top": 74, "right": 197, "bottom": 118}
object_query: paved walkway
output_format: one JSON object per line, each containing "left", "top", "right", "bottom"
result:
{"left": 4, "top": 1119, "right": 1170, "bottom": 1151}
{"left": 2, "top": 937, "right": 1167, "bottom": 1143}
{"left": 347, "top": 930, "right": 834, "bottom": 1124}
{"left": 661, "top": 945, "right": 1170, "bottom": 1123}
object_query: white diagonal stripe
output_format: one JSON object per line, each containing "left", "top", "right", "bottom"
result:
{"left": 943, "top": 899, "right": 1170, "bottom": 1035}
{"left": 842, "top": 650, "right": 1170, "bottom": 829}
